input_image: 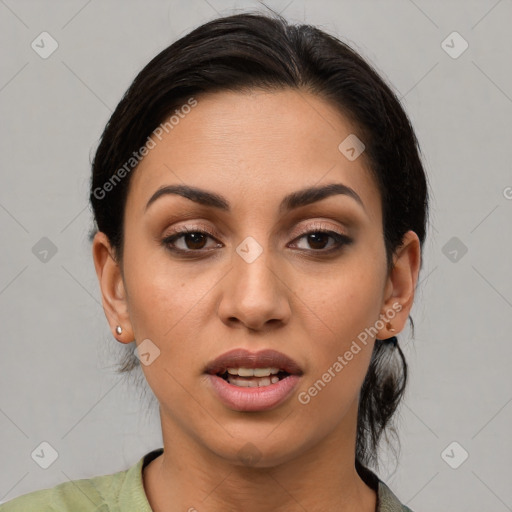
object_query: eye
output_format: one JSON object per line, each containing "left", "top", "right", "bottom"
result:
{"left": 162, "top": 227, "right": 222, "bottom": 253}
{"left": 290, "top": 229, "right": 353, "bottom": 252}
{"left": 161, "top": 224, "right": 353, "bottom": 256}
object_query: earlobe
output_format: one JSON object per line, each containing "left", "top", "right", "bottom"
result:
{"left": 92, "top": 232, "right": 134, "bottom": 344}
{"left": 377, "top": 230, "right": 421, "bottom": 338}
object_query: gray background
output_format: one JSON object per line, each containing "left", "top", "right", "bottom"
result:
{"left": 1, "top": 0, "right": 511, "bottom": 510}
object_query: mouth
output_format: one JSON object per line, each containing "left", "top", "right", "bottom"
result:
{"left": 216, "top": 367, "right": 291, "bottom": 388}
{"left": 204, "top": 348, "right": 303, "bottom": 385}
{"left": 204, "top": 348, "right": 303, "bottom": 411}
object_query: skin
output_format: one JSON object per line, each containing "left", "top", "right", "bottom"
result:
{"left": 92, "top": 88, "right": 420, "bottom": 512}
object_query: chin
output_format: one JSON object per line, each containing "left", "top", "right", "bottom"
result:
{"left": 204, "top": 429, "right": 311, "bottom": 470}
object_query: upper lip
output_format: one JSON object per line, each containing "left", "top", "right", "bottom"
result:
{"left": 204, "top": 348, "right": 303, "bottom": 376}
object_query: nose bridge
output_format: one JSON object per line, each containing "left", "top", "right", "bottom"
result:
{"left": 218, "top": 233, "right": 290, "bottom": 329}
{"left": 233, "top": 234, "right": 278, "bottom": 300}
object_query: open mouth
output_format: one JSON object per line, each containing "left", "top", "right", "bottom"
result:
{"left": 205, "top": 349, "right": 302, "bottom": 411}
{"left": 217, "top": 367, "right": 291, "bottom": 388}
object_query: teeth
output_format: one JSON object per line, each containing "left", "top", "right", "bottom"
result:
{"left": 226, "top": 367, "right": 280, "bottom": 377}
{"left": 227, "top": 375, "right": 281, "bottom": 387}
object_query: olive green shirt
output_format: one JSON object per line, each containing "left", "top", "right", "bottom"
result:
{"left": 0, "top": 448, "right": 413, "bottom": 511}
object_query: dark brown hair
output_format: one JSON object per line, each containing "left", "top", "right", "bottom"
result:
{"left": 89, "top": 11, "right": 429, "bottom": 469}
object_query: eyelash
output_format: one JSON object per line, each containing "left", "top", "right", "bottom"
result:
{"left": 161, "top": 224, "right": 353, "bottom": 257}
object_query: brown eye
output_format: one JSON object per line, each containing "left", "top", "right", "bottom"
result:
{"left": 162, "top": 226, "right": 352, "bottom": 257}
{"left": 162, "top": 228, "right": 222, "bottom": 254}
{"left": 291, "top": 230, "right": 353, "bottom": 252}
{"left": 180, "top": 232, "right": 208, "bottom": 250}
{"left": 305, "top": 232, "right": 331, "bottom": 250}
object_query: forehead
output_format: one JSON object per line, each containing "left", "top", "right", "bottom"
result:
{"left": 125, "top": 88, "right": 381, "bottom": 223}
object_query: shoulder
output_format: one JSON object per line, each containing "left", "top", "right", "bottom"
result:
{"left": 377, "top": 480, "right": 415, "bottom": 512}
{"left": 0, "top": 487, "right": 55, "bottom": 512}
{"left": 0, "top": 449, "right": 163, "bottom": 512}
{"left": 0, "top": 464, "right": 130, "bottom": 512}
{"left": 355, "top": 460, "right": 414, "bottom": 512}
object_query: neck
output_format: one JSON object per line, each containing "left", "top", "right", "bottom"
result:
{"left": 143, "top": 406, "right": 377, "bottom": 512}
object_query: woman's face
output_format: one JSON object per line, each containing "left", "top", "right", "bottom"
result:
{"left": 94, "top": 88, "right": 419, "bottom": 467}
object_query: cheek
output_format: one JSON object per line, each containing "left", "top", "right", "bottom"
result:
{"left": 123, "top": 248, "right": 222, "bottom": 386}
{"left": 296, "top": 284, "right": 377, "bottom": 426}
{"left": 293, "top": 262, "right": 383, "bottom": 406}
{"left": 124, "top": 239, "right": 209, "bottom": 338}
{"left": 122, "top": 289, "right": 199, "bottom": 408}
{"left": 123, "top": 261, "right": 212, "bottom": 417}
{"left": 297, "top": 260, "right": 384, "bottom": 345}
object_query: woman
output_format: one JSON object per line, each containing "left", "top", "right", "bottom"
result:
{"left": 1, "top": 11, "right": 428, "bottom": 512}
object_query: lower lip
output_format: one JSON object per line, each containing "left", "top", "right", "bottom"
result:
{"left": 206, "top": 374, "right": 301, "bottom": 412}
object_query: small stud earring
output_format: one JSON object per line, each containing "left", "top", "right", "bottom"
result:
{"left": 386, "top": 322, "right": 396, "bottom": 333}
{"left": 116, "top": 325, "right": 123, "bottom": 335}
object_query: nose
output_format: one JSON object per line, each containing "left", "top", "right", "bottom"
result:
{"left": 217, "top": 244, "right": 291, "bottom": 332}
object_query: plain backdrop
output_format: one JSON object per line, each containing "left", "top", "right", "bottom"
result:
{"left": 1, "top": 1, "right": 511, "bottom": 510}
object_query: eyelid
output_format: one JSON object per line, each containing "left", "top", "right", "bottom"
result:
{"left": 163, "top": 219, "right": 349, "bottom": 241}
{"left": 163, "top": 223, "right": 219, "bottom": 239}
{"left": 288, "top": 220, "right": 350, "bottom": 239}
{"left": 161, "top": 220, "right": 353, "bottom": 258}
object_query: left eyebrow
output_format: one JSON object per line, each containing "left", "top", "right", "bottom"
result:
{"left": 279, "top": 182, "right": 366, "bottom": 214}
{"left": 144, "top": 182, "right": 366, "bottom": 214}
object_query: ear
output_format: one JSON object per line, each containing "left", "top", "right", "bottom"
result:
{"left": 92, "top": 231, "right": 134, "bottom": 344}
{"left": 376, "top": 230, "right": 421, "bottom": 338}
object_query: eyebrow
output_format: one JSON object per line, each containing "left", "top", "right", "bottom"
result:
{"left": 144, "top": 182, "right": 366, "bottom": 214}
